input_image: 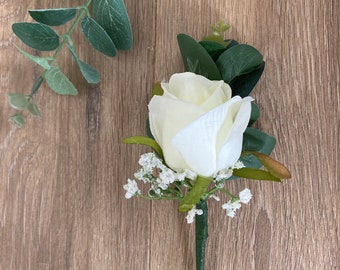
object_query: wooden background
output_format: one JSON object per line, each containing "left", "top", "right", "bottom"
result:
{"left": 0, "top": 0, "right": 338, "bottom": 269}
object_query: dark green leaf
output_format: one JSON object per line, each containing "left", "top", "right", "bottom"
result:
{"left": 81, "top": 16, "right": 116, "bottom": 57}
{"left": 12, "top": 22, "right": 59, "bottom": 51}
{"left": 230, "top": 61, "right": 265, "bottom": 97}
{"left": 199, "top": 41, "right": 227, "bottom": 61}
{"left": 240, "top": 127, "right": 276, "bottom": 169}
{"left": 123, "top": 136, "right": 163, "bottom": 160}
{"left": 15, "top": 45, "right": 51, "bottom": 69}
{"left": 233, "top": 167, "right": 281, "bottom": 182}
{"left": 179, "top": 176, "right": 212, "bottom": 212}
{"left": 248, "top": 102, "right": 260, "bottom": 126}
{"left": 8, "top": 93, "right": 28, "bottom": 110}
{"left": 10, "top": 114, "right": 25, "bottom": 126}
{"left": 45, "top": 66, "right": 78, "bottom": 95}
{"left": 27, "top": 102, "right": 41, "bottom": 116}
{"left": 68, "top": 45, "right": 100, "bottom": 84}
{"left": 216, "top": 44, "right": 263, "bottom": 83}
{"left": 92, "top": 0, "right": 133, "bottom": 50}
{"left": 177, "top": 34, "right": 222, "bottom": 80}
{"left": 29, "top": 8, "right": 77, "bottom": 26}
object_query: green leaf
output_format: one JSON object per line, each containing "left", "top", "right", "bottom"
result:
{"left": 240, "top": 127, "right": 276, "bottom": 169}
{"left": 199, "top": 41, "right": 227, "bottom": 61}
{"left": 216, "top": 44, "right": 263, "bottom": 83}
{"left": 177, "top": 34, "right": 222, "bottom": 80}
{"left": 10, "top": 114, "right": 25, "bottom": 126}
{"left": 45, "top": 66, "right": 78, "bottom": 95}
{"left": 14, "top": 45, "right": 51, "bottom": 69}
{"left": 229, "top": 61, "right": 265, "bottom": 97}
{"left": 248, "top": 102, "right": 260, "bottom": 126}
{"left": 92, "top": 0, "right": 133, "bottom": 50}
{"left": 243, "top": 151, "right": 291, "bottom": 179}
{"left": 233, "top": 167, "right": 281, "bottom": 182}
{"left": 29, "top": 8, "right": 77, "bottom": 26}
{"left": 68, "top": 45, "right": 100, "bottom": 84}
{"left": 12, "top": 22, "right": 59, "bottom": 51}
{"left": 27, "top": 102, "right": 41, "bottom": 116}
{"left": 179, "top": 176, "right": 213, "bottom": 212}
{"left": 152, "top": 82, "right": 163, "bottom": 96}
{"left": 123, "top": 136, "right": 163, "bottom": 159}
{"left": 81, "top": 16, "right": 116, "bottom": 57}
{"left": 8, "top": 93, "right": 28, "bottom": 110}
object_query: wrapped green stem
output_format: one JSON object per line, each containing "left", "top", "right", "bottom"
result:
{"left": 195, "top": 200, "right": 208, "bottom": 270}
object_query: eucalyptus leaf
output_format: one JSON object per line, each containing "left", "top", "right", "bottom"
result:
{"left": 8, "top": 93, "right": 28, "bottom": 110}
{"left": 216, "top": 44, "right": 263, "bottom": 83}
{"left": 177, "top": 34, "right": 222, "bottom": 80}
{"left": 27, "top": 102, "right": 41, "bottom": 116}
{"left": 229, "top": 61, "right": 265, "bottom": 97}
{"left": 45, "top": 66, "right": 78, "bottom": 95}
{"left": 178, "top": 176, "right": 213, "bottom": 212}
{"left": 233, "top": 168, "right": 281, "bottom": 182}
{"left": 248, "top": 102, "right": 260, "bottom": 126}
{"left": 29, "top": 8, "right": 77, "bottom": 26}
{"left": 81, "top": 16, "right": 116, "bottom": 57}
{"left": 15, "top": 45, "right": 51, "bottom": 69}
{"left": 10, "top": 114, "right": 25, "bottom": 127}
{"left": 68, "top": 45, "right": 100, "bottom": 84}
{"left": 123, "top": 136, "right": 163, "bottom": 160}
{"left": 12, "top": 22, "right": 59, "bottom": 51}
{"left": 92, "top": 0, "right": 133, "bottom": 50}
{"left": 199, "top": 41, "right": 227, "bottom": 61}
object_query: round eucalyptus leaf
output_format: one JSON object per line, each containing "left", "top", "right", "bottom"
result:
{"left": 8, "top": 93, "right": 28, "bottom": 110}
{"left": 10, "top": 114, "right": 25, "bottom": 127}
{"left": 45, "top": 66, "right": 78, "bottom": 95}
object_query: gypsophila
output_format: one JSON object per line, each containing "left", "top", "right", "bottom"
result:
{"left": 123, "top": 179, "right": 141, "bottom": 199}
{"left": 222, "top": 188, "right": 252, "bottom": 218}
{"left": 186, "top": 206, "right": 204, "bottom": 224}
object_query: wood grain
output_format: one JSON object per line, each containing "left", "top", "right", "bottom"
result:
{"left": 0, "top": 0, "right": 339, "bottom": 269}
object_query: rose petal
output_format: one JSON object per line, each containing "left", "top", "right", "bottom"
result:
{"left": 216, "top": 96, "right": 253, "bottom": 170}
{"left": 148, "top": 95, "right": 205, "bottom": 171}
{"left": 172, "top": 96, "right": 246, "bottom": 176}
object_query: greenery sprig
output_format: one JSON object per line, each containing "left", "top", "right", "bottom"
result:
{"left": 8, "top": 0, "right": 133, "bottom": 126}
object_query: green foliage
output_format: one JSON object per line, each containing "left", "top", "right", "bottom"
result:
{"left": 179, "top": 176, "right": 213, "bottom": 212}
{"left": 15, "top": 45, "right": 51, "bottom": 69}
{"left": 233, "top": 167, "right": 281, "bottom": 182}
{"left": 45, "top": 66, "right": 78, "bottom": 95}
{"left": 12, "top": 22, "right": 59, "bottom": 51}
{"left": 9, "top": 0, "right": 133, "bottom": 126}
{"left": 29, "top": 8, "right": 77, "bottom": 26}
{"left": 10, "top": 114, "right": 25, "bottom": 127}
{"left": 68, "top": 45, "right": 100, "bottom": 84}
{"left": 195, "top": 200, "right": 208, "bottom": 270}
{"left": 81, "top": 16, "right": 117, "bottom": 57}
{"left": 123, "top": 136, "right": 164, "bottom": 160}
{"left": 248, "top": 102, "right": 260, "bottom": 126}
{"left": 92, "top": 0, "right": 133, "bottom": 50}
{"left": 177, "top": 34, "right": 222, "bottom": 80}
{"left": 216, "top": 44, "right": 263, "bottom": 83}
{"left": 201, "top": 19, "right": 230, "bottom": 46}
{"left": 8, "top": 93, "right": 28, "bottom": 110}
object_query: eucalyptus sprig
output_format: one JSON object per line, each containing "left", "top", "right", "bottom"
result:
{"left": 8, "top": 0, "right": 133, "bottom": 126}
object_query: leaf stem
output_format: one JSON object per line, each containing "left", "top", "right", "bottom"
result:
{"left": 195, "top": 200, "right": 208, "bottom": 270}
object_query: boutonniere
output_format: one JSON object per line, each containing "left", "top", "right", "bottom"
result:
{"left": 123, "top": 20, "right": 291, "bottom": 270}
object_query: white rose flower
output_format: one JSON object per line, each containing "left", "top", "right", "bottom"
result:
{"left": 148, "top": 72, "right": 253, "bottom": 177}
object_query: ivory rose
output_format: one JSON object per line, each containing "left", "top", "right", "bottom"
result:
{"left": 148, "top": 72, "right": 253, "bottom": 177}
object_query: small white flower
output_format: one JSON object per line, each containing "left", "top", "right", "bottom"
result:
{"left": 232, "top": 160, "right": 245, "bottom": 169}
{"left": 222, "top": 200, "right": 241, "bottom": 218}
{"left": 215, "top": 168, "right": 233, "bottom": 181}
{"left": 183, "top": 169, "right": 197, "bottom": 180}
{"left": 185, "top": 207, "right": 203, "bottom": 224}
{"left": 239, "top": 188, "right": 252, "bottom": 204}
{"left": 123, "top": 179, "right": 141, "bottom": 199}
{"left": 138, "top": 152, "right": 163, "bottom": 173}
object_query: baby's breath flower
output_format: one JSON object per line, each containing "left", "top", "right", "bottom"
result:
{"left": 232, "top": 160, "right": 245, "bottom": 169}
{"left": 123, "top": 179, "right": 140, "bottom": 199}
{"left": 239, "top": 188, "right": 252, "bottom": 204}
{"left": 185, "top": 207, "right": 204, "bottom": 224}
{"left": 221, "top": 200, "right": 241, "bottom": 218}
{"left": 215, "top": 168, "right": 233, "bottom": 182}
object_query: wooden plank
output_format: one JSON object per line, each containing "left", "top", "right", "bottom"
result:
{"left": 0, "top": 0, "right": 338, "bottom": 269}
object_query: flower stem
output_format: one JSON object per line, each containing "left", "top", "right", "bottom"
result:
{"left": 195, "top": 200, "right": 208, "bottom": 270}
